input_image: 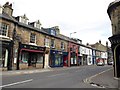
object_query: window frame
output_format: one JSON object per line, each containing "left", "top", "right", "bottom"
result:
{"left": 0, "top": 23, "right": 9, "bottom": 37}
{"left": 51, "top": 39, "right": 55, "bottom": 48}
{"left": 30, "top": 33, "right": 36, "bottom": 44}
{"left": 51, "top": 29, "right": 56, "bottom": 36}
{"left": 44, "top": 38, "right": 50, "bottom": 47}
{"left": 61, "top": 42, "right": 65, "bottom": 50}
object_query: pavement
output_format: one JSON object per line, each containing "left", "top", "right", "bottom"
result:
{"left": 0, "top": 65, "right": 119, "bottom": 88}
{"left": 84, "top": 67, "right": 119, "bottom": 88}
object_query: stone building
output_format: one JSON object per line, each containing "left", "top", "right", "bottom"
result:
{"left": 107, "top": 0, "right": 120, "bottom": 78}
{"left": 42, "top": 27, "right": 68, "bottom": 67}
{"left": 0, "top": 2, "right": 70, "bottom": 70}
{"left": 90, "top": 40, "right": 108, "bottom": 64}
{"left": 0, "top": 2, "right": 16, "bottom": 70}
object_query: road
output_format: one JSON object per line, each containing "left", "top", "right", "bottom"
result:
{"left": 2, "top": 65, "right": 112, "bottom": 88}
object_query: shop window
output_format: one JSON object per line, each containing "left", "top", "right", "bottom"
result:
{"left": 0, "top": 23, "right": 9, "bottom": 37}
{"left": 21, "top": 52, "right": 28, "bottom": 63}
{"left": 37, "top": 55, "right": 43, "bottom": 64}
{"left": 30, "top": 33, "right": 36, "bottom": 44}
{"left": 0, "top": 48, "right": 8, "bottom": 67}
{"left": 44, "top": 38, "right": 50, "bottom": 47}
{"left": 55, "top": 54, "right": 63, "bottom": 66}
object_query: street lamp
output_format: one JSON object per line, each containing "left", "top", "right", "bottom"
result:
{"left": 70, "top": 32, "right": 76, "bottom": 38}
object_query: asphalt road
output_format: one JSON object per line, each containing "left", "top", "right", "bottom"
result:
{"left": 2, "top": 65, "right": 112, "bottom": 88}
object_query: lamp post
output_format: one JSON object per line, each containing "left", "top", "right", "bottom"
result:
{"left": 70, "top": 32, "right": 76, "bottom": 38}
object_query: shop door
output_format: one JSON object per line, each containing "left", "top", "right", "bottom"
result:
{"left": 28, "top": 53, "right": 37, "bottom": 67}
{"left": 63, "top": 56, "right": 68, "bottom": 66}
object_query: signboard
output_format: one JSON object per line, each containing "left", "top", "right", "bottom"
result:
{"left": 20, "top": 44, "right": 45, "bottom": 51}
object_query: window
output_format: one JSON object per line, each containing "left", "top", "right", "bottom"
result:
{"left": 44, "top": 38, "right": 50, "bottom": 47}
{"left": 51, "top": 29, "right": 56, "bottom": 35}
{"left": 21, "top": 52, "right": 28, "bottom": 63}
{"left": 51, "top": 39, "right": 55, "bottom": 48}
{"left": 37, "top": 54, "right": 43, "bottom": 64}
{"left": 0, "top": 23, "right": 9, "bottom": 36}
{"left": 73, "top": 45, "right": 76, "bottom": 52}
{"left": 61, "top": 42, "right": 65, "bottom": 50}
{"left": 30, "top": 33, "right": 36, "bottom": 43}
{"left": 36, "top": 23, "right": 41, "bottom": 29}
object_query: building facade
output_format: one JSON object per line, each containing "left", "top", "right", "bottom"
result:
{"left": 107, "top": 0, "right": 120, "bottom": 78}
{"left": 0, "top": 2, "right": 113, "bottom": 71}
{"left": 90, "top": 40, "right": 108, "bottom": 65}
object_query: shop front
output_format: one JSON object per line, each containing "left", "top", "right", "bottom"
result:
{"left": 17, "top": 43, "right": 45, "bottom": 70}
{"left": 0, "top": 40, "right": 13, "bottom": 70}
{"left": 49, "top": 50, "right": 68, "bottom": 67}
{"left": 70, "top": 52, "right": 77, "bottom": 66}
{"left": 63, "top": 52, "right": 68, "bottom": 67}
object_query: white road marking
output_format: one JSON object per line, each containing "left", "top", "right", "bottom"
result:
{"left": 83, "top": 68, "right": 113, "bottom": 87}
{"left": 0, "top": 79, "right": 33, "bottom": 88}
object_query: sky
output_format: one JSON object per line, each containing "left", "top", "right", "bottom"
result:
{"left": 0, "top": 0, "right": 115, "bottom": 46}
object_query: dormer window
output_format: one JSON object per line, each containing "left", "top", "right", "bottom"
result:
{"left": 18, "top": 14, "right": 29, "bottom": 24}
{"left": 51, "top": 29, "right": 56, "bottom": 36}
{"left": 30, "top": 33, "right": 36, "bottom": 44}
{"left": 35, "top": 20, "right": 41, "bottom": 29}
{"left": 29, "top": 20, "right": 41, "bottom": 29}
{"left": 0, "top": 23, "right": 9, "bottom": 37}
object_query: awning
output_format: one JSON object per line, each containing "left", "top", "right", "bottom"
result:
{"left": 20, "top": 48, "right": 44, "bottom": 53}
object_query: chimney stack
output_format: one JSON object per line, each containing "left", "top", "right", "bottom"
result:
{"left": 3, "top": 2, "right": 13, "bottom": 16}
{"left": 99, "top": 40, "right": 101, "bottom": 44}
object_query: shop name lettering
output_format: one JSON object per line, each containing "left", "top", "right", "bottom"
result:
{"left": 23, "top": 45, "right": 44, "bottom": 50}
{"left": 30, "top": 46, "right": 38, "bottom": 49}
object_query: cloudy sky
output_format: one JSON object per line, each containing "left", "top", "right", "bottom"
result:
{"left": 0, "top": 0, "right": 114, "bottom": 46}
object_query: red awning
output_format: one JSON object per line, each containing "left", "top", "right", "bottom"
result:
{"left": 20, "top": 48, "right": 44, "bottom": 53}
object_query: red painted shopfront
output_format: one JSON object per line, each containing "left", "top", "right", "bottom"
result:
{"left": 68, "top": 42, "right": 79, "bottom": 67}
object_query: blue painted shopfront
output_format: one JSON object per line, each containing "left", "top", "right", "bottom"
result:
{"left": 49, "top": 50, "right": 68, "bottom": 67}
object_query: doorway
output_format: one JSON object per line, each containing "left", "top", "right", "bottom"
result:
{"left": 28, "top": 53, "right": 37, "bottom": 67}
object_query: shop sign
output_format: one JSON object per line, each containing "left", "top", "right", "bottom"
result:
{"left": 21, "top": 44, "right": 45, "bottom": 51}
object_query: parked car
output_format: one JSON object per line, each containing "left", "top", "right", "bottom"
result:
{"left": 96, "top": 58, "right": 105, "bottom": 66}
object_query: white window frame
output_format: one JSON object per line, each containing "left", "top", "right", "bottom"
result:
{"left": 0, "top": 23, "right": 9, "bottom": 37}
{"left": 44, "top": 38, "right": 50, "bottom": 47}
{"left": 30, "top": 33, "right": 36, "bottom": 44}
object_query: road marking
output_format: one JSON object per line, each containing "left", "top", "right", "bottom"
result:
{"left": 0, "top": 79, "right": 33, "bottom": 88}
{"left": 88, "top": 68, "right": 113, "bottom": 80}
{"left": 83, "top": 68, "right": 113, "bottom": 88}
{"left": 47, "top": 73, "right": 66, "bottom": 77}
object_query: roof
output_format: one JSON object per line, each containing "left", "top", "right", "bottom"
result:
{"left": 0, "top": 12, "right": 17, "bottom": 23}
